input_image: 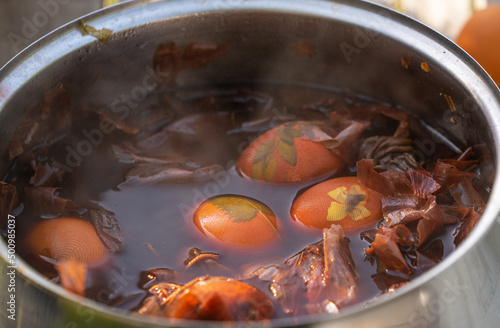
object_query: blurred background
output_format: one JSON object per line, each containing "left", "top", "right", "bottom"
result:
{"left": 0, "top": 0, "right": 500, "bottom": 68}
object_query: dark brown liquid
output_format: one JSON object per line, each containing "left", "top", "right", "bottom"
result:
{"left": 4, "top": 83, "right": 479, "bottom": 319}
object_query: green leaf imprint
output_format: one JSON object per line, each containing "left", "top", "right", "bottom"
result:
{"left": 250, "top": 122, "right": 302, "bottom": 180}
{"left": 264, "top": 157, "right": 277, "bottom": 181}
{"left": 277, "top": 139, "right": 297, "bottom": 166}
{"left": 209, "top": 196, "right": 280, "bottom": 237}
{"left": 254, "top": 139, "right": 275, "bottom": 164}
{"left": 209, "top": 196, "right": 274, "bottom": 221}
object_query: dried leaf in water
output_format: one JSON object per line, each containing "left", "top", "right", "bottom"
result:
{"left": 454, "top": 209, "right": 482, "bottom": 247}
{"left": 407, "top": 170, "right": 441, "bottom": 198}
{"left": 279, "top": 242, "right": 324, "bottom": 310}
{"left": 112, "top": 144, "right": 150, "bottom": 164}
{"left": 439, "top": 158, "right": 477, "bottom": 172}
{"left": 270, "top": 269, "right": 308, "bottom": 314}
{"left": 271, "top": 227, "right": 358, "bottom": 314}
{"left": 30, "top": 162, "right": 64, "bottom": 187}
{"left": 368, "top": 233, "right": 412, "bottom": 275}
{"left": 327, "top": 121, "right": 370, "bottom": 165}
{"left": 366, "top": 103, "right": 409, "bottom": 123}
{"left": 231, "top": 115, "right": 294, "bottom": 134}
{"left": 393, "top": 121, "right": 410, "bottom": 138}
{"left": 323, "top": 225, "right": 358, "bottom": 306}
{"left": 380, "top": 170, "right": 414, "bottom": 195}
{"left": 133, "top": 113, "right": 239, "bottom": 166}
{"left": 8, "top": 118, "right": 39, "bottom": 160}
{"left": 8, "top": 86, "right": 72, "bottom": 160}
{"left": 0, "top": 182, "right": 18, "bottom": 230}
{"left": 375, "top": 226, "right": 414, "bottom": 248}
{"left": 88, "top": 205, "right": 123, "bottom": 253}
{"left": 120, "top": 163, "right": 224, "bottom": 187}
{"left": 56, "top": 259, "right": 87, "bottom": 297}
{"left": 440, "top": 205, "right": 472, "bottom": 224}
{"left": 24, "top": 187, "right": 80, "bottom": 216}
{"left": 384, "top": 194, "right": 444, "bottom": 242}
{"left": 79, "top": 21, "right": 113, "bottom": 44}
{"left": 82, "top": 106, "right": 140, "bottom": 134}
{"left": 415, "top": 197, "right": 445, "bottom": 247}
{"left": 448, "top": 179, "right": 485, "bottom": 208}
{"left": 357, "top": 159, "right": 401, "bottom": 196}
{"left": 242, "top": 265, "right": 283, "bottom": 282}
{"left": 433, "top": 161, "right": 476, "bottom": 191}
{"left": 297, "top": 121, "right": 337, "bottom": 144}
{"left": 299, "top": 121, "right": 369, "bottom": 165}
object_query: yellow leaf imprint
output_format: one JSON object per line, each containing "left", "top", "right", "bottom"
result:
{"left": 327, "top": 184, "right": 371, "bottom": 221}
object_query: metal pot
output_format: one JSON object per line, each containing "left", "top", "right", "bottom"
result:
{"left": 1, "top": 0, "right": 500, "bottom": 327}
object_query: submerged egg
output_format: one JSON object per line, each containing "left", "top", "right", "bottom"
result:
{"left": 27, "top": 217, "right": 106, "bottom": 265}
{"left": 237, "top": 121, "right": 344, "bottom": 183}
{"left": 193, "top": 195, "right": 279, "bottom": 248}
{"left": 291, "top": 176, "right": 382, "bottom": 231}
{"left": 165, "top": 276, "right": 274, "bottom": 321}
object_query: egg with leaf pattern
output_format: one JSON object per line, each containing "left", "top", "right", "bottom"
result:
{"left": 193, "top": 195, "right": 279, "bottom": 248}
{"left": 291, "top": 176, "right": 382, "bottom": 231}
{"left": 237, "top": 121, "right": 345, "bottom": 183}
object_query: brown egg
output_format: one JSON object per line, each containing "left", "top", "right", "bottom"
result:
{"left": 193, "top": 195, "right": 279, "bottom": 248}
{"left": 291, "top": 176, "right": 382, "bottom": 231}
{"left": 237, "top": 121, "right": 345, "bottom": 183}
{"left": 164, "top": 276, "right": 273, "bottom": 321}
{"left": 27, "top": 217, "right": 107, "bottom": 265}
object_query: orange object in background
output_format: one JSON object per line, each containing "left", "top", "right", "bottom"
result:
{"left": 193, "top": 195, "right": 279, "bottom": 248}
{"left": 456, "top": 6, "right": 500, "bottom": 86}
{"left": 291, "top": 176, "right": 382, "bottom": 231}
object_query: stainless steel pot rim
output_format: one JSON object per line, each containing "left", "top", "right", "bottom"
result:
{"left": 1, "top": 0, "right": 500, "bottom": 327}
